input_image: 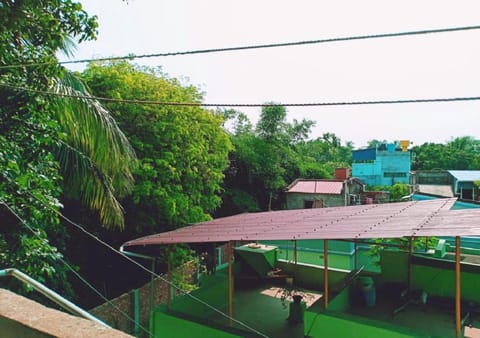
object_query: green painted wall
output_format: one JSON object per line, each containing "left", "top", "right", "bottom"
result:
{"left": 234, "top": 244, "right": 276, "bottom": 277}
{"left": 263, "top": 239, "right": 355, "bottom": 270}
{"left": 276, "top": 249, "right": 353, "bottom": 269}
{"left": 151, "top": 311, "right": 241, "bottom": 338}
{"left": 327, "top": 285, "right": 351, "bottom": 312}
{"left": 411, "top": 260, "right": 480, "bottom": 303}
{"left": 168, "top": 271, "right": 229, "bottom": 320}
{"left": 304, "top": 312, "right": 417, "bottom": 338}
{"left": 380, "top": 251, "right": 480, "bottom": 303}
{"left": 379, "top": 250, "right": 409, "bottom": 283}
{"left": 264, "top": 239, "right": 354, "bottom": 254}
{"left": 276, "top": 260, "right": 349, "bottom": 290}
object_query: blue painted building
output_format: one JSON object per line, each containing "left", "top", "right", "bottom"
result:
{"left": 448, "top": 170, "right": 480, "bottom": 200}
{"left": 352, "top": 142, "right": 412, "bottom": 187}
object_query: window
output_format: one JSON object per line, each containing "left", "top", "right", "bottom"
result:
{"left": 384, "top": 172, "right": 407, "bottom": 178}
{"left": 304, "top": 200, "right": 314, "bottom": 208}
{"left": 304, "top": 199, "right": 324, "bottom": 208}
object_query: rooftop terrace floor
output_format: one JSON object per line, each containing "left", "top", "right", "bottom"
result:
{"left": 208, "top": 283, "right": 322, "bottom": 338}
{"left": 206, "top": 282, "right": 480, "bottom": 338}
{"left": 344, "top": 285, "right": 480, "bottom": 338}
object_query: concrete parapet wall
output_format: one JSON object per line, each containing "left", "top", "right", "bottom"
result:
{"left": 91, "top": 260, "right": 196, "bottom": 336}
{"left": 0, "top": 288, "right": 132, "bottom": 338}
{"left": 276, "top": 260, "right": 349, "bottom": 290}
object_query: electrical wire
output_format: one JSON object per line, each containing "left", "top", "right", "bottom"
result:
{"left": 2, "top": 82, "right": 480, "bottom": 108}
{"left": 0, "top": 200, "right": 155, "bottom": 338}
{"left": 33, "top": 194, "right": 270, "bottom": 337}
{"left": 0, "top": 174, "right": 270, "bottom": 338}
{"left": 0, "top": 25, "right": 479, "bottom": 70}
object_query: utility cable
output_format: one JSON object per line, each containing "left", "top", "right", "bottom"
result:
{"left": 0, "top": 25, "right": 479, "bottom": 69}
{"left": 30, "top": 192, "right": 270, "bottom": 338}
{"left": 2, "top": 81, "right": 480, "bottom": 108}
{"left": 0, "top": 177, "right": 270, "bottom": 338}
{"left": 0, "top": 200, "right": 155, "bottom": 338}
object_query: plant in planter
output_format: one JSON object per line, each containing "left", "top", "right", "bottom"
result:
{"left": 275, "top": 286, "right": 309, "bottom": 325}
{"left": 275, "top": 278, "right": 312, "bottom": 309}
{"left": 276, "top": 286, "right": 306, "bottom": 309}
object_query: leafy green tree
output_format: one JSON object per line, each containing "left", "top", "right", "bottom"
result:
{"left": 81, "top": 61, "right": 232, "bottom": 233}
{"left": 367, "top": 183, "right": 410, "bottom": 202}
{"left": 256, "top": 104, "right": 288, "bottom": 141}
{"left": 295, "top": 133, "right": 353, "bottom": 178}
{"left": 217, "top": 106, "right": 349, "bottom": 214}
{"left": 0, "top": 1, "right": 135, "bottom": 300}
{"left": 411, "top": 142, "right": 448, "bottom": 170}
{"left": 366, "top": 139, "right": 388, "bottom": 149}
{"left": 412, "top": 136, "right": 480, "bottom": 170}
{"left": 390, "top": 183, "right": 410, "bottom": 201}
{"left": 51, "top": 72, "right": 136, "bottom": 228}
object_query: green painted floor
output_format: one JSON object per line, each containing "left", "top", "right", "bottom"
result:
{"left": 208, "top": 284, "right": 318, "bottom": 338}
{"left": 209, "top": 283, "right": 476, "bottom": 338}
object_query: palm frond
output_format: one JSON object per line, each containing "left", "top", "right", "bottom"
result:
{"left": 51, "top": 71, "right": 136, "bottom": 228}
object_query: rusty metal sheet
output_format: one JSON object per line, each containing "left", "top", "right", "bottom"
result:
{"left": 286, "top": 180, "right": 343, "bottom": 194}
{"left": 121, "top": 198, "right": 478, "bottom": 248}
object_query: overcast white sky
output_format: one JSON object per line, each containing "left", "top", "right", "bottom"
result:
{"left": 65, "top": 0, "right": 480, "bottom": 148}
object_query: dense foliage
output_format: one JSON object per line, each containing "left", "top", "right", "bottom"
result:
{"left": 81, "top": 61, "right": 232, "bottom": 233}
{"left": 217, "top": 108, "right": 352, "bottom": 215}
{"left": 2, "top": 0, "right": 479, "bottom": 314}
{"left": 0, "top": 1, "right": 135, "bottom": 300}
{"left": 412, "top": 136, "right": 480, "bottom": 170}
{"left": 367, "top": 183, "right": 410, "bottom": 202}
{"left": 52, "top": 62, "right": 233, "bottom": 304}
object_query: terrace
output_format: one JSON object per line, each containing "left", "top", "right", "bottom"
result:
{"left": 122, "top": 198, "right": 480, "bottom": 337}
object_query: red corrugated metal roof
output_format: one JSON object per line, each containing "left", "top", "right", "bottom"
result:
{"left": 121, "top": 198, "right": 480, "bottom": 248}
{"left": 286, "top": 180, "right": 343, "bottom": 194}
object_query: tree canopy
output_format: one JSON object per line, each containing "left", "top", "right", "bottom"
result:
{"left": 412, "top": 136, "right": 480, "bottom": 170}
{"left": 0, "top": 1, "right": 135, "bottom": 299}
{"left": 217, "top": 107, "right": 352, "bottom": 215}
{"left": 81, "top": 61, "right": 232, "bottom": 232}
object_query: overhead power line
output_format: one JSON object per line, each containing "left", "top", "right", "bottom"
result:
{"left": 0, "top": 200, "right": 154, "bottom": 337}
{"left": 0, "top": 172, "right": 269, "bottom": 338}
{"left": 0, "top": 25, "right": 479, "bottom": 70}
{"left": 2, "top": 82, "right": 480, "bottom": 108}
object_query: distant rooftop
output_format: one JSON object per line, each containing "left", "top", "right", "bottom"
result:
{"left": 448, "top": 170, "right": 480, "bottom": 181}
{"left": 286, "top": 179, "right": 344, "bottom": 195}
{"left": 417, "top": 184, "right": 454, "bottom": 197}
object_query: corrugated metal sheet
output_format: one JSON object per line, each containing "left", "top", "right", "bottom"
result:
{"left": 121, "top": 198, "right": 480, "bottom": 248}
{"left": 286, "top": 180, "right": 343, "bottom": 194}
{"left": 448, "top": 170, "right": 480, "bottom": 182}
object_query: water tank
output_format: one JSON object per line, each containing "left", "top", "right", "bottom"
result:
{"left": 399, "top": 140, "right": 410, "bottom": 152}
{"left": 335, "top": 168, "right": 350, "bottom": 180}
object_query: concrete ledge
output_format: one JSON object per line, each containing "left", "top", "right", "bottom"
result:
{"left": 0, "top": 288, "right": 133, "bottom": 337}
{"left": 465, "top": 326, "right": 480, "bottom": 338}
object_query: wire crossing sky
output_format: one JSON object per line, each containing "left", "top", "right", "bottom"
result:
{"left": 2, "top": 24, "right": 479, "bottom": 69}
{"left": 2, "top": 82, "right": 480, "bottom": 108}
{"left": 63, "top": 1, "right": 480, "bottom": 147}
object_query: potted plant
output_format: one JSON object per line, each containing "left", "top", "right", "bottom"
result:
{"left": 275, "top": 282, "right": 309, "bottom": 324}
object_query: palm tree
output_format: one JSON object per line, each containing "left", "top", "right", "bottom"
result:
{"left": 1, "top": 1, "right": 137, "bottom": 228}
{"left": 0, "top": 1, "right": 135, "bottom": 300}
{"left": 51, "top": 70, "right": 136, "bottom": 228}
